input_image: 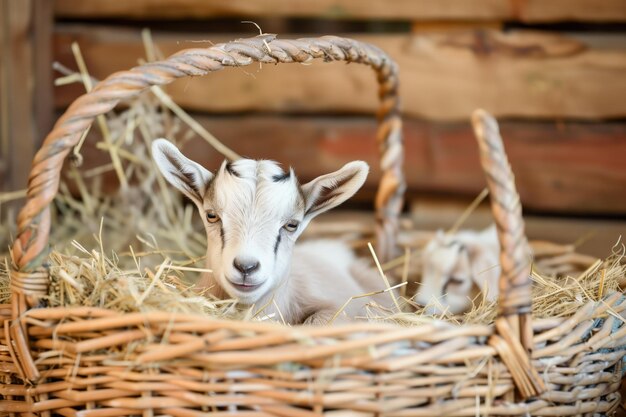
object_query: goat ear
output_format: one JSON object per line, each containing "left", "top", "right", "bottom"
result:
{"left": 302, "top": 161, "right": 369, "bottom": 221}
{"left": 151, "top": 138, "right": 213, "bottom": 206}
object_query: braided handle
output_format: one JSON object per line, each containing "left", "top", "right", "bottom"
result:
{"left": 11, "top": 34, "right": 404, "bottom": 303}
{"left": 472, "top": 110, "right": 544, "bottom": 399}
{"left": 471, "top": 110, "right": 532, "bottom": 333}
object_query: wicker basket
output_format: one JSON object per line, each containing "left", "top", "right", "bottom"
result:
{"left": 2, "top": 35, "right": 625, "bottom": 416}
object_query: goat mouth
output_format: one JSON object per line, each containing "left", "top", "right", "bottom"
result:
{"left": 228, "top": 281, "right": 261, "bottom": 292}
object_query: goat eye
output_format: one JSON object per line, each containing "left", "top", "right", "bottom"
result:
{"left": 283, "top": 220, "right": 299, "bottom": 232}
{"left": 448, "top": 276, "right": 464, "bottom": 286}
{"left": 206, "top": 211, "right": 220, "bottom": 223}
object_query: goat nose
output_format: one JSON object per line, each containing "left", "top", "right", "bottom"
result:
{"left": 233, "top": 258, "right": 260, "bottom": 275}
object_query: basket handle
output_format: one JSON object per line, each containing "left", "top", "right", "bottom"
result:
{"left": 10, "top": 34, "right": 404, "bottom": 303}
{"left": 472, "top": 110, "right": 545, "bottom": 399}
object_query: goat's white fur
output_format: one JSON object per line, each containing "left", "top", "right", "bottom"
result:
{"left": 152, "top": 138, "right": 391, "bottom": 324}
{"left": 415, "top": 225, "right": 500, "bottom": 314}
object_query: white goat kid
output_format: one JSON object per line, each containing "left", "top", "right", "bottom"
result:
{"left": 152, "top": 139, "right": 386, "bottom": 325}
{"left": 414, "top": 226, "right": 500, "bottom": 315}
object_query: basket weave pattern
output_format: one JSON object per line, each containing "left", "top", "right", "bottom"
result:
{"left": 1, "top": 35, "right": 624, "bottom": 416}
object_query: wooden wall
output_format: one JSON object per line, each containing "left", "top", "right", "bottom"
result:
{"left": 0, "top": 0, "right": 53, "bottom": 197}
{"left": 49, "top": 0, "right": 626, "bottom": 219}
{"left": 3, "top": 1, "right": 626, "bottom": 233}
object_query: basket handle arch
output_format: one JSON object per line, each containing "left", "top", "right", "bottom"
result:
{"left": 10, "top": 34, "right": 404, "bottom": 307}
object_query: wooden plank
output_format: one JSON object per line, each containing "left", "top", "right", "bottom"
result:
{"left": 315, "top": 209, "right": 626, "bottom": 260}
{"left": 408, "top": 199, "right": 626, "bottom": 259}
{"left": 53, "top": 26, "right": 626, "bottom": 121}
{"left": 0, "top": 2, "right": 8, "bottom": 187}
{"left": 0, "top": 0, "right": 53, "bottom": 194}
{"left": 68, "top": 115, "right": 626, "bottom": 215}
{"left": 53, "top": 0, "right": 626, "bottom": 23}
{"left": 33, "top": 0, "right": 55, "bottom": 147}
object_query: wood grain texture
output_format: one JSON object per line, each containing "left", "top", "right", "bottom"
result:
{"left": 69, "top": 115, "right": 626, "bottom": 215}
{"left": 53, "top": 26, "right": 626, "bottom": 121}
{"left": 0, "top": 0, "right": 53, "bottom": 192}
{"left": 0, "top": 2, "right": 7, "bottom": 186}
{"left": 32, "top": 0, "right": 54, "bottom": 149}
{"left": 53, "top": 0, "right": 626, "bottom": 22}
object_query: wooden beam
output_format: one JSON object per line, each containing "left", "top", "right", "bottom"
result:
{"left": 33, "top": 0, "right": 55, "bottom": 147}
{"left": 0, "top": 0, "right": 54, "bottom": 193}
{"left": 0, "top": 3, "right": 7, "bottom": 186}
{"left": 53, "top": 26, "right": 626, "bottom": 121}
{"left": 324, "top": 209, "right": 626, "bottom": 263}
{"left": 53, "top": 0, "right": 626, "bottom": 23}
{"left": 313, "top": 209, "right": 626, "bottom": 260}
{"left": 67, "top": 115, "right": 626, "bottom": 215}
{"left": 408, "top": 199, "right": 626, "bottom": 259}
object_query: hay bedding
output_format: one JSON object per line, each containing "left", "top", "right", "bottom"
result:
{"left": 0, "top": 41, "right": 624, "bottom": 334}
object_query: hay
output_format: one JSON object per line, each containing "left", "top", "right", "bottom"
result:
{"left": 0, "top": 40, "right": 241, "bottom": 314}
{"left": 0, "top": 37, "right": 623, "bottom": 330}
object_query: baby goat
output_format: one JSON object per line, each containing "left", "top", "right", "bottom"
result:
{"left": 152, "top": 139, "right": 391, "bottom": 324}
{"left": 414, "top": 226, "right": 500, "bottom": 314}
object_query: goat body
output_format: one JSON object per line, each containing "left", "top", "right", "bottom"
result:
{"left": 200, "top": 239, "right": 392, "bottom": 324}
